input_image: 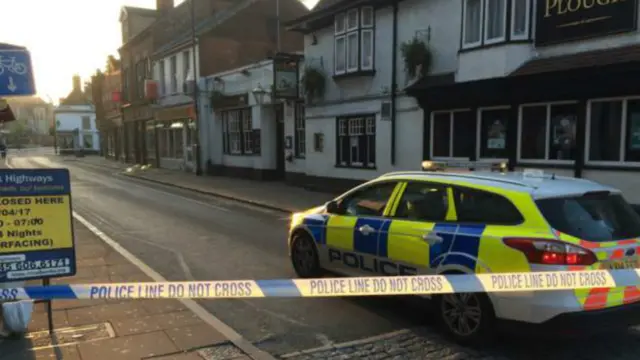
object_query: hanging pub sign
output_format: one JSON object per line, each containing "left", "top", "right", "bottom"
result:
{"left": 272, "top": 53, "right": 302, "bottom": 100}
{"left": 535, "top": 0, "right": 638, "bottom": 46}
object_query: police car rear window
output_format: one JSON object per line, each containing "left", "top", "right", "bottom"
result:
{"left": 536, "top": 192, "right": 640, "bottom": 242}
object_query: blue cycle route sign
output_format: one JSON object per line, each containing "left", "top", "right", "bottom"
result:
{"left": 0, "top": 168, "right": 76, "bottom": 283}
{"left": 0, "top": 43, "right": 36, "bottom": 96}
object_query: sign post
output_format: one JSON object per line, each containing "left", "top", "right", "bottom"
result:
{"left": 0, "top": 168, "right": 75, "bottom": 334}
{"left": 0, "top": 43, "right": 36, "bottom": 97}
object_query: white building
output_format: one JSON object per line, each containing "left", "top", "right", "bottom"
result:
{"left": 286, "top": 0, "right": 640, "bottom": 203}
{"left": 200, "top": 58, "right": 295, "bottom": 180}
{"left": 151, "top": 38, "right": 200, "bottom": 171}
{"left": 54, "top": 76, "right": 100, "bottom": 154}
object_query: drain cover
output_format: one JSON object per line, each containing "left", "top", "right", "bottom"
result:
{"left": 27, "top": 322, "right": 115, "bottom": 350}
{"left": 197, "top": 343, "right": 246, "bottom": 360}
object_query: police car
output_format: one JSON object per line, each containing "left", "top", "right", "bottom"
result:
{"left": 287, "top": 161, "right": 640, "bottom": 343}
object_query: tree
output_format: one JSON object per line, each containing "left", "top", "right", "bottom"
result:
{"left": 106, "top": 55, "right": 121, "bottom": 73}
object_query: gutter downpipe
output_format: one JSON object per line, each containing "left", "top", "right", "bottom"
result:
{"left": 390, "top": 0, "right": 399, "bottom": 165}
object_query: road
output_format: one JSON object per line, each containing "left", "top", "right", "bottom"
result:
{"left": 7, "top": 150, "right": 640, "bottom": 359}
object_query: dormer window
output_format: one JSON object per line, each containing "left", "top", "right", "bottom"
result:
{"left": 462, "top": 0, "right": 531, "bottom": 49}
{"left": 334, "top": 7, "right": 375, "bottom": 76}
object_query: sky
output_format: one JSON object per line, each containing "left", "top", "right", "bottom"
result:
{"left": 0, "top": 0, "right": 318, "bottom": 104}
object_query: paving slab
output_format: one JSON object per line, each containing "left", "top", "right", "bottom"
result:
{"left": 65, "top": 302, "right": 149, "bottom": 326}
{"left": 165, "top": 323, "right": 228, "bottom": 350}
{"left": 112, "top": 311, "right": 204, "bottom": 337}
{"left": 77, "top": 331, "right": 179, "bottom": 360}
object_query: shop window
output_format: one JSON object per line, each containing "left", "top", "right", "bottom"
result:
{"left": 587, "top": 98, "right": 640, "bottom": 164}
{"left": 431, "top": 111, "right": 474, "bottom": 159}
{"left": 336, "top": 115, "right": 376, "bottom": 169}
{"left": 518, "top": 103, "right": 577, "bottom": 162}
{"left": 295, "top": 102, "right": 306, "bottom": 158}
{"left": 83, "top": 135, "right": 93, "bottom": 149}
{"left": 463, "top": 0, "right": 530, "bottom": 49}
{"left": 222, "top": 109, "right": 257, "bottom": 155}
{"left": 170, "top": 55, "right": 177, "bottom": 94}
{"left": 145, "top": 121, "right": 156, "bottom": 160}
{"left": 334, "top": 7, "right": 374, "bottom": 76}
{"left": 478, "top": 108, "right": 510, "bottom": 159}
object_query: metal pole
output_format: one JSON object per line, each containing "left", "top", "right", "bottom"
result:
{"left": 276, "top": 0, "right": 281, "bottom": 52}
{"left": 191, "top": 0, "right": 203, "bottom": 176}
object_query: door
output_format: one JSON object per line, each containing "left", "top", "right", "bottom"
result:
{"left": 274, "top": 104, "right": 285, "bottom": 180}
{"left": 386, "top": 181, "right": 453, "bottom": 275}
{"left": 322, "top": 181, "right": 401, "bottom": 275}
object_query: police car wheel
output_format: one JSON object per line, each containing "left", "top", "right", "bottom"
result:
{"left": 290, "top": 234, "right": 322, "bottom": 278}
{"left": 436, "top": 292, "right": 495, "bottom": 344}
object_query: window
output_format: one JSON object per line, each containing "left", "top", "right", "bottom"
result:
{"left": 511, "top": 0, "right": 530, "bottom": 40}
{"left": 536, "top": 193, "right": 640, "bottom": 242}
{"left": 221, "top": 109, "right": 257, "bottom": 155}
{"left": 484, "top": 0, "right": 506, "bottom": 43}
{"left": 336, "top": 115, "right": 376, "bottom": 168}
{"left": 122, "top": 68, "right": 130, "bottom": 102}
{"left": 83, "top": 134, "right": 93, "bottom": 149}
{"left": 463, "top": 0, "right": 530, "bottom": 48}
{"left": 170, "top": 55, "right": 177, "bottom": 94}
{"left": 334, "top": 7, "right": 374, "bottom": 75}
{"left": 431, "top": 111, "right": 474, "bottom": 158}
{"left": 295, "top": 103, "right": 306, "bottom": 158}
{"left": 453, "top": 187, "right": 523, "bottom": 224}
{"left": 157, "top": 121, "right": 184, "bottom": 159}
{"left": 518, "top": 103, "right": 577, "bottom": 162}
{"left": 340, "top": 182, "right": 397, "bottom": 217}
{"left": 136, "top": 59, "right": 147, "bottom": 99}
{"left": 587, "top": 98, "right": 640, "bottom": 164}
{"left": 183, "top": 50, "right": 190, "bottom": 83}
{"left": 145, "top": 121, "right": 156, "bottom": 160}
{"left": 81, "top": 116, "right": 91, "bottom": 130}
{"left": 394, "top": 182, "right": 449, "bottom": 222}
{"left": 478, "top": 108, "right": 509, "bottom": 159}
{"left": 159, "top": 61, "right": 166, "bottom": 96}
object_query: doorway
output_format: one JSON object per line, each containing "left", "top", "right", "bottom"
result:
{"left": 274, "top": 104, "right": 285, "bottom": 180}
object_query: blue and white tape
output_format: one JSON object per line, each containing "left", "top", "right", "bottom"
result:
{"left": 1, "top": 270, "right": 638, "bottom": 301}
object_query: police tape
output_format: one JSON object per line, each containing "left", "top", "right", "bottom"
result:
{"left": 2, "top": 269, "right": 639, "bottom": 301}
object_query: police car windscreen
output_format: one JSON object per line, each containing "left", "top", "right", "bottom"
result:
{"left": 536, "top": 193, "right": 640, "bottom": 242}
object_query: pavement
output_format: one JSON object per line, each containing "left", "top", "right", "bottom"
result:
{"left": 5, "top": 150, "right": 640, "bottom": 359}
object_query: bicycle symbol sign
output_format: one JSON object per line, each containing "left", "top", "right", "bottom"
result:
{"left": 0, "top": 48, "right": 35, "bottom": 96}
{"left": 0, "top": 56, "right": 27, "bottom": 76}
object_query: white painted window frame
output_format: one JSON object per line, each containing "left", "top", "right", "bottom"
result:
{"left": 360, "top": 7, "right": 374, "bottom": 71}
{"left": 334, "top": 7, "right": 375, "bottom": 75}
{"left": 429, "top": 109, "right": 473, "bottom": 160}
{"left": 516, "top": 101, "right": 577, "bottom": 164}
{"left": 462, "top": 0, "right": 483, "bottom": 49}
{"left": 476, "top": 106, "right": 510, "bottom": 162}
{"left": 510, "top": 0, "right": 530, "bottom": 40}
{"left": 585, "top": 96, "right": 640, "bottom": 168}
{"left": 483, "top": 0, "right": 508, "bottom": 45}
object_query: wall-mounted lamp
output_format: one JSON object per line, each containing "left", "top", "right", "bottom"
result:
{"left": 252, "top": 83, "right": 268, "bottom": 105}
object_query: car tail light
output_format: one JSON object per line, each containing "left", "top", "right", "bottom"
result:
{"left": 503, "top": 238, "right": 597, "bottom": 266}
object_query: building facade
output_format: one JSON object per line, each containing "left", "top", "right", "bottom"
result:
{"left": 405, "top": 0, "right": 640, "bottom": 203}
{"left": 119, "top": 4, "right": 159, "bottom": 164}
{"left": 55, "top": 76, "right": 99, "bottom": 154}
{"left": 286, "top": 0, "right": 640, "bottom": 203}
{"left": 5, "top": 96, "right": 54, "bottom": 146}
{"left": 101, "top": 70, "right": 124, "bottom": 160}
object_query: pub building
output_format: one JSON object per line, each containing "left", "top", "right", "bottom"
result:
{"left": 406, "top": 0, "right": 640, "bottom": 204}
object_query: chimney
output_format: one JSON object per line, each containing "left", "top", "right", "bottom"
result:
{"left": 157, "top": 0, "right": 173, "bottom": 13}
{"left": 72, "top": 75, "right": 81, "bottom": 91}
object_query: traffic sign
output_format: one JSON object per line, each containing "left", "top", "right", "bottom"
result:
{"left": 0, "top": 43, "right": 36, "bottom": 96}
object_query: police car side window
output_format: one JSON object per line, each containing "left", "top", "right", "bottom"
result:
{"left": 341, "top": 182, "right": 397, "bottom": 217}
{"left": 394, "top": 182, "right": 448, "bottom": 221}
{"left": 453, "top": 187, "right": 524, "bottom": 224}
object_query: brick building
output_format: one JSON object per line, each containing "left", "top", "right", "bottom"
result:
{"left": 118, "top": 4, "right": 159, "bottom": 164}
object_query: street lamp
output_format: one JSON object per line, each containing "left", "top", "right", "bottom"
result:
{"left": 252, "top": 84, "right": 268, "bottom": 105}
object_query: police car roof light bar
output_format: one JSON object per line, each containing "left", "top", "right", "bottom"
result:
{"left": 421, "top": 160, "right": 508, "bottom": 173}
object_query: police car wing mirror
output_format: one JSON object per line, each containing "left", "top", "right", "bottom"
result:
{"left": 325, "top": 200, "right": 340, "bottom": 214}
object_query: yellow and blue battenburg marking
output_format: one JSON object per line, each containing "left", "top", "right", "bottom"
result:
{"left": 430, "top": 223, "right": 486, "bottom": 269}
{"left": 0, "top": 270, "right": 638, "bottom": 300}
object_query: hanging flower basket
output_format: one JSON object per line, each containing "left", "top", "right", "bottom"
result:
{"left": 301, "top": 67, "right": 326, "bottom": 102}
{"left": 400, "top": 37, "right": 432, "bottom": 79}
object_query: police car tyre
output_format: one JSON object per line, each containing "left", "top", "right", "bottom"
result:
{"left": 290, "top": 232, "right": 323, "bottom": 278}
{"left": 435, "top": 288, "right": 496, "bottom": 345}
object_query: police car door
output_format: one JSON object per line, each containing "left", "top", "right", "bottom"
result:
{"left": 323, "top": 181, "right": 401, "bottom": 276}
{"left": 385, "top": 181, "right": 453, "bottom": 275}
